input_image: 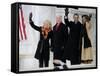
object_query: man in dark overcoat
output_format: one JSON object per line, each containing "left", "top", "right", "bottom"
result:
{"left": 63, "top": 8, "right": 83, "bottom": 65}
{"left": 52, "top": 15, "right": 68, "bottom": 69}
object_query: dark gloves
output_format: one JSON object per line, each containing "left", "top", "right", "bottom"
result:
{"left": 29, "top": 12, "right": 33, "bottom": 25}
{"left": 65, "top": 8, "right": 69, "bottom": 16}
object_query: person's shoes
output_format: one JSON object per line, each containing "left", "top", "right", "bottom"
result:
{"left": 54, "top": 67, "right": 60, "bottom": 71}
{"left": 87, "top": 60, "right": 93, "bottom": 64}
{"left": 63, "top": 65, "right": 68, "bottom": 70}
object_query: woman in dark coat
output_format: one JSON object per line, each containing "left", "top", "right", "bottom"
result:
{"left": 29, "top": 13, "right": 53, "bottom": 67}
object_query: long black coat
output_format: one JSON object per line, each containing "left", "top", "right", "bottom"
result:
{"left": 52, "top": 22, "right": 68, "bottom": 60}
{"left": 64, "top": 18, "right": 83, "bottom": 64}
{"left": 83, "top": 24, "right": 92, "bottom": 48}
{"left": 30, "top": 21, "right": 52, "bottom": 61}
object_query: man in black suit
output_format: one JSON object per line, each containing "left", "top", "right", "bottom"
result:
{"left": 52, "top": 16, "right": 68, "bottom": 70}
{"left": 64, "top": 8, "right": 83, "bottom": 65}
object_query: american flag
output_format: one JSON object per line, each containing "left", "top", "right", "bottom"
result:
{"left": 19, "top": 5, "right": 27, "bottom": 41}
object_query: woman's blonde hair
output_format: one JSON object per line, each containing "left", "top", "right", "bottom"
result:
{"left": 43, "top": 20, "right": 52, "bottom": 28}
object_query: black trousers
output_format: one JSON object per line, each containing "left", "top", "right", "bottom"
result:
{"left": 39, "top": 53, "right": 49, "bottom": 67}
{"left": 70, "top": 49, "right": 81, "bottom": 65}
{"left": 53, "top": 47, "right": 66, "bottom": 64}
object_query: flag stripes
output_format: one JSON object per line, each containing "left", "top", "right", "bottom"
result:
{"left": 19, "top": 6, "right": 27, "bottom": 41}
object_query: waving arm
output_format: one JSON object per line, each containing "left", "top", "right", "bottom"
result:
{"left": 29, "top": 12, "right": 41, "bottom": 31}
